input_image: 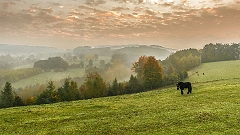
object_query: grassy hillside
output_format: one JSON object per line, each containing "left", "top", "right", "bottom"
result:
{"left": 1, "top": 79, "right": 240, "bottom": 134}
{"left": 185, "top": 60, "right": 240, "bottom": 83}
{"left": 1, "top": 60, "right": 240, "bottom": 134}
{"left": 12, "top": 68, "right": 85, "bottom": 89}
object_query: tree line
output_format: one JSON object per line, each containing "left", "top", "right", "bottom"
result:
{"left": 34, "top": 57, "right": 69, "bottom": 71}
{"left": 0, "top": 68, "right": 43, "bottom": 86}
{"left": 0, "top": 56, "right": 162, "bottom": 107}
{"left": 161, "top": 48, "right": 201, "bottom": 85}
{"left": 201, "top": 43, "right": 240, "bottom": 63}
{"left": 0, "top": 53, "right": 194, "bottom": 108}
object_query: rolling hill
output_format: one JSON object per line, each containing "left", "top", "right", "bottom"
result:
{"left": 185, "top": 60, "right": 240, "bottom": 83}
{"left": 8, "top": 44, "right": 176, "bottom": 89}
{"left": 73, "top": 44, "right": 176, "bottom": 60}
{"left": 0, "top": 44, "right": 64, "bottom": 56}
{"left": 1, "top": 60, "right": 240, "bottom": 134}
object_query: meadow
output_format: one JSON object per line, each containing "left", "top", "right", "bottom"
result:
{"left": 185, "top": 60, "right": 240, "bottom": 83}
{"left": 1, "top": 60, "right": 240, "bottom": 134}
{"left": 12, "top": 68, "right": 86, "bottom": 89}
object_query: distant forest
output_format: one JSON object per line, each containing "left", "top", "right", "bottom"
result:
{"left": 201, "top": 43, "right": 240, "bottom": 62}
{"left": 0, "top": 43, "right": 240, "bottom": 108}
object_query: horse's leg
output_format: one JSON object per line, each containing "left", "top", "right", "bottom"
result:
{"left": 187, "top": 88, "right": 190, "bottom": 94}
{"left": 181, "top": 90, "right": 183, "bottom": 95}
{"left": 188, "top": 86, "right": 192, "bottom": 94}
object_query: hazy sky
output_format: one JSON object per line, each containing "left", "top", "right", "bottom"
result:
{"left": 0, "top": 0, "right": 240, "bottom": 49}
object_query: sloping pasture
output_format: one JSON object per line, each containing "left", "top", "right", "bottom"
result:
{"left": 1, "top": 78, "right": 240, "bottom": 134}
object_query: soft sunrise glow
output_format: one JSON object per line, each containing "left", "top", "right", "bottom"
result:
{"left": 149, "top": 0, "right": 159, "bottom": 4}
{"left": 0, "top": 0, "right": 239, "bottom": 49}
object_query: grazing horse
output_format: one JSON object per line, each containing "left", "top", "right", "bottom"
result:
{"left": 176, "top": 82, "right": 192, "bottom": 95}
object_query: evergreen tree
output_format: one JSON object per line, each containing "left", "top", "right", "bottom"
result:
{"left": 126, "top": 75, "right": 143, "bottom": 93}
{"left": 58, "top": 78, "right": 80, "bottom": 101}
{"left": 68, "top": 80, "right": 80, "bottom": 101}
{"left": 35, "top": 81, "right": 60, "bottom": 104}
{"left": 118, "top": 82, "right": 127, "bottom": 95}
{"left": 0, "top": 82, "right": 14, "bottom": 108}
{"left": 13, "top": 94, "right": 25, "bottom": 106}
{"left": 109, "top": 78, "right": 119, "bottom": 96}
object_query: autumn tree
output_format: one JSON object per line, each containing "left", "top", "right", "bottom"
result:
{"left": 25, "top": 96, "right": 35, "bottom": 105}
{"left": 132, "top": 55, "right": 149, "bottom": 83}
{"left": 80, "top": 72, "right": 108, "bottom": 99}
{"left": 143, "top": 56, "right": 163, "bottom": 90}
{"left": 0, "top": 82, "right": 14, "bottom": 108}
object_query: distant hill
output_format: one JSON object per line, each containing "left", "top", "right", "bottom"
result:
{"left": 0, "top": 44, "right": 64, "bottom": 57}
{"left": 73, "top": 44, "right": 176, "bottom": 60}
{"left": 0, "top": 44, "right": 176, "bottom": 60}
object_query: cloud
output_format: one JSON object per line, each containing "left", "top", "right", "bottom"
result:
{"left": 29, "top": 5, "right": 53, "bottom": 14}
{"left": 111, "top": 0, "right": 144, "bottom": 4}
{"left": 0, "top": 1, "right": 16, "bottom": 9}
{"left": 84, "top": 0, "right": 107, "bottom": 6}
{"left": 1, "top": 0, "right": 240, "bottom": 49}
{"left": 145, "top": 9, "right": 158, "bottom": 16}
{"left": 49, "top": 2, "right": 61, "bottom": 7}
{"left": 111, "top": 6, "right": 130, "bottom": 11}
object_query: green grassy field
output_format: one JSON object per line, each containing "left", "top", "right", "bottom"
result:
{"left": 1, "top": 80, "right": 240, "bottom": 134}
{"left": 185, "top": 60, "right": 240, "bottom": 83}
{"left": 1, "top": 60, "right": 240, "bottom": 134}
{"left": 12, "top": 68, "right": 86, "bottom": 89}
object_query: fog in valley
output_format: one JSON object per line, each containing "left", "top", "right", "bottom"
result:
{"left": 0, "top": 44, "right": 175, "bottom": 99}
